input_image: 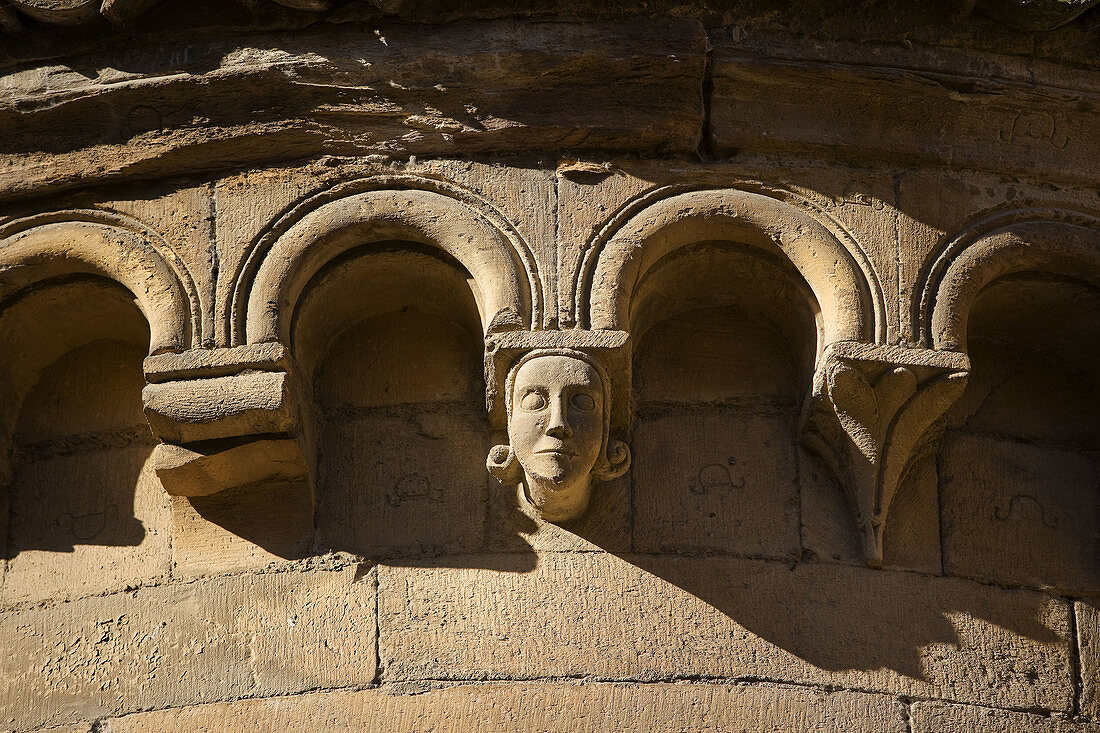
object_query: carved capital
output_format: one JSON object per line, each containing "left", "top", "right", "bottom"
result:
{"left": 801, "top": 342, "right": 969, "bottom": 566}
{"left": 141, "top": 342, "right": 313, "bottom": 498}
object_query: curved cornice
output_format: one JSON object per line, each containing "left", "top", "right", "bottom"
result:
{"left": 0, "top": 0, "right": 1096, "bottom": 32}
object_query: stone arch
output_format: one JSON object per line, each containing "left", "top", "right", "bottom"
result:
{"left": 583, "top": 186, "right": 881, "bottom": 557}
{"left": 914, "top": 207, "right": 1100, "bottom": 589}
{"left": 918, "top": 208, "right": 1100, "bottom": 351}
{"left": 0, "top": 211, "right": 191, "bottom": 602}
{"left": 580, "top": 186, "right": 882, "bottom": 351}
{"left": 233, "top": 176, "right": 538, "bottom": 348}
{"left": 0, "top": 210, "right": 197, "bottom": 355}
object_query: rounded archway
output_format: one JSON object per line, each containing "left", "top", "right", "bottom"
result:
{"left": 233, "top": 178, "right": 538, "bottom": 347}
{"left": 916, "top": 209, "right": 1100, "bottom": 591}
{"left": 0, "top": 212, "right": 194, "bottom": 604}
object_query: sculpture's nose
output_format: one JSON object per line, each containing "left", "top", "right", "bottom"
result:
{"left": 545, "top": 398, "right": 573, "bottom": 439}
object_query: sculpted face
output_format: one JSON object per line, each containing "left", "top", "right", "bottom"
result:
{"left": 507, "top": 354, "right": 605, "bottom": 521}
{"left": 486, "top": 348, "right": 630, "bottom": 523}
{"left": 509, "top": 354, "right": 604, "bottom": 488}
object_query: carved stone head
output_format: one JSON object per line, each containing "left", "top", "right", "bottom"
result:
{"left": 486, "top": 348, "right": 630, "bottom": 522}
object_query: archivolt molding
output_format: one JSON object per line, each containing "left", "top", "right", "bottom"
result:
{"left": 0, "top": 209, "right": 200, "bottom": 510}
{"left": 231, "top": 174, "right": 540, "bottom": 347}
{"left": 156, "top": 175, "right": 538, "bottom": 500}
{"left": 578, "top": 185, "right": 885, "bottom": 349}
{"left": 0, "top": 209, "right": 198, "bottom": 354}
{"left": 917, "top": 207, "right": 1100, "bottom": 351}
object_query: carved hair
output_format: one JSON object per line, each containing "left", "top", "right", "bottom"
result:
{"left": 486, "top": 347, "right": 629, "bottom": 484}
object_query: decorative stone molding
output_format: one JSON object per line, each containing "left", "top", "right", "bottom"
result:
{"left": 484, "top": 330, "right": 630, "bottom": 523}
{"left": 579, "top": 186, "right": 884, "bottom": 347}
{"left": 232, "top": 176, "right": 539, "bottom": 347}
{"left": 917, "top": 209, "right": 1100, "bottom": 351}
{"left": 142, "top": 343, "right": 312, "bottom": 498}
{"left": 0, "top": 211, "right": 198, "bottom": 355}
{"left": 800, "top": 342, "right": 970, "bottom": 567}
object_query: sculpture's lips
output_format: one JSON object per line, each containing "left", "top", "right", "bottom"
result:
{"left": 535, "top": 448, "right": 577, "bottom": 457}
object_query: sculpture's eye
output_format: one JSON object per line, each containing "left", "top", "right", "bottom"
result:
{"left": 520, "top": 390, "right": 546, "bottom": 411}
{"left": 571, "top": 393, "right": 596, "bottom": 411}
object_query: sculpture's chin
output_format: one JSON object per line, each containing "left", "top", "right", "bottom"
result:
{"left": 521, "top": 472, "right": 593, "bottom": 523}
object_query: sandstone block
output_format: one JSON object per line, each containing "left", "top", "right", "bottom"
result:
{"left": 709, "top": 30, "right": 1100, "bottom": 182}
{"left": 142, "top": 372, "right": 299, "bottom": 445}
{"left": 940, "top": 432, "right": 1099, "bottom": 592}
{"left": 1079, "top": 600, "right": 1100, "bottom": 720}
{"left": 2, "top": 443, "right": 170, "bottom": 606}
{"left": 151, "top": 438, "right": 309, "bottom": 498}
{"left": 632, "top": 409, "right": 800, "bottom": 557}
{"left": 143, "top": 343, "right": 291, "bottom": 383}
{"left": 379, "top": 552, "right": 1072, "bottom": 711}
{"left": 910, "top": 701, "right": 1100, "bottom": 732}
{"left": 99, "top": 681, "right": 906, "bottom": 733}
{"left": 316, "top": 407, "right": 487, "bottom": 558}
{"left": 169, "top": 479, "right": 313, "bottom": 578}
{"left": 0, "top": 567, "right": 376, "bottom": 732}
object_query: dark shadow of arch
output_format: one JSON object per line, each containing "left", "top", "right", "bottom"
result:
{"left": 0, "top": 277, "right": 165, "bottom": 603}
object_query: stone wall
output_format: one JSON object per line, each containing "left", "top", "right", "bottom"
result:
{"left": 0, "top": 2, "right": 1098, "bottom": 731}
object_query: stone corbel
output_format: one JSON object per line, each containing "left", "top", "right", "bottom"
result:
{"left": 141, "top": 343, "right": 313, "bottom": 499}
{"left": 800, "top": 342, "right": 970, "bottom": 567}
{"left": 483, "top": 329, "right": 631, "bottom": 522}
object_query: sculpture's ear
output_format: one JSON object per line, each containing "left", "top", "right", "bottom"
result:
{"left": 593, "top": 439, "right": 631, "bottom": 481}
{"left": 486, "top": 444, "right": 524, "bottom": 484}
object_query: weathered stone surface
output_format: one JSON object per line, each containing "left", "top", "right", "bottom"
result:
{"left": 632, "top": 410, "right": 800, "bottom": 557}
{"left": 2, "top": 4, "right": 1100, "bottom": 727}
{"left": 0, "top": 18, "right": 706, "bottom": 198}
{"left": 2, "top": 444, "right": 169, "bottom": 605}
{"left": 152, "top": 438, "right": 309, "bottom": 498}
{"left": 880, "top": 452, "right": 942, "bottom": 574}
{"left": 910, "top": 701, "right": 1100, "bottom": 732}
{"left": 379, "top": 552, "right": 1073, "bottom": 710}
{"left": 143, "top": 343, "right": 290, "bottom": 383}
{"left": 169, "top": 480, "right": 313, "bottom": 577}
{"left": 940, "top": 433, "right": 1099, "bottom": 592}
{"left": 142, "top": 371, "right": 300, "bottom": 444}
{"left": 312, "top": 309, "right": 489, "bottom": 558}
{"left": 1078, "top": 600, "right": 1100, "bottom": 720}
{"left": 3, "top": 339, "right": 170, "bottom": 606}
{"left": 0, "top": 566, "right": 376, "bottom": 732}
{"left": 98, "top": 681, "right": 907, "bottom": 732}
{"left": 317, "top": 408, "right": 488, "bottom": 558}
{"left": 710, "top": 30, "right": 1100, "bottom": 182}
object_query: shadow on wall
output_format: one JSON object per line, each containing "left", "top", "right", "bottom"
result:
{"left": 9, "top": 254, "right": 1086, "bottom": 688}
{"left": 184, "top": 240, "right": 1085, "bottom": 684}
{"left": 0, "top": 278, "right": 167, "bottom": 605}
{"left": 937, "top": 274, "right": 1100, "bottom": 594}
{"left": 185, "top": 242, "right": 539, "bottom": 572}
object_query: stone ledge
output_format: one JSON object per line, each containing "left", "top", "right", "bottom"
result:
{"left": 92, "top": 681, "right": 906, "bottom": 732}
{"left": 378, "top": 552, "right": 1073, "bottom": 711}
